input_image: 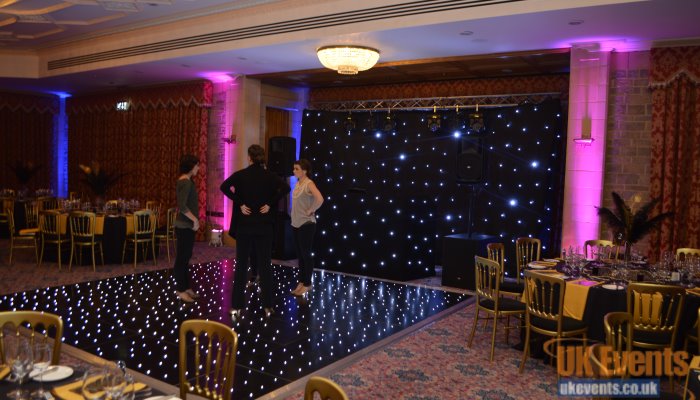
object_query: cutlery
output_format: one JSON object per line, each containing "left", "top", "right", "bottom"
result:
{"left": 29, "top": 365, "right": 59, "bottom": 379}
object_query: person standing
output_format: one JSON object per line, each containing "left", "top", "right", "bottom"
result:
{"left": 173, "top": 154, "right": 201, "bottom": 303}
{"left": 220, "top": 144, "right": 290, "bottom": 318}
{"left": 290, "top": 159, "right": 323, "bottom": 295}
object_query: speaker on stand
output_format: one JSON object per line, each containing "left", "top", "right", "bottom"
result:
{"left": 268, "top": 136, "right": 296, "bottom": 177}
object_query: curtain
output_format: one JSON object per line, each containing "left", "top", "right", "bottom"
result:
{"left": 68, "top": 81, "right": 212, "bottom": 239}
{"left": 0, "top": 92, "right": 56, "bottom": 190}
{"left": 648, "top": 46, "right": 700, "bottom": 260}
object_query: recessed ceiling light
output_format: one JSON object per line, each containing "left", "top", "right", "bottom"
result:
{"left": 569, "top": 19, "right": 584, "bottom": 25}
{"left": 459, "top": 30, "right": 473, "bottom": 36}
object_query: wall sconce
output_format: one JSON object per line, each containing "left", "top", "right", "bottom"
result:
{"left": 428, "top": 106, "right": 441, "bottom": 132}
{"left": 223, "top": 134, "right": 237, "bottom": 144}
{"left": 573, "top": 117, "right": 594, "bottom": 145}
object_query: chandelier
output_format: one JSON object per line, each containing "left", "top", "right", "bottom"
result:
{"left": 316, "top": 45, "right": 380, "bottom": 75}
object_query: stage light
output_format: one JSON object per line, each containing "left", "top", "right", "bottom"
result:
{"left": 428, "top": 106, "right": 441, "bottom": 132}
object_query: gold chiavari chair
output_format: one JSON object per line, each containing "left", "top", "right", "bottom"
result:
{"left": 515, "top": 237, "right": 541, "bottom": 284}
{"left": 588, "top": 312, "right": 634, "bottom": 379}
{"left": 684, "top": 308, "right": 698, "bottom": 354}
{"left": 68, "top": 211, "right": 104, "bottom": 271}
{"left": 122, "top": 210, "right": 156, "bottom": 268}
{"left": 676, "top": 247, "right": 700, "bottom": 261}
{"left": 39, "top": 211, "right": 71, "bottom": 270}
{"left": 154, "top": 207, "right": 177, "bottom": 263}
{"left": 0, "top": 197, "right": 14, "bottom": 232}
{"left": 488, "top": 242, "right": 523, "bottom": 296}
{"left": 627, "top": 282, "right": 685, "bottom": 351}
{"left": 304, "top": 377, "right": 349, "bottom": 400}
{"left": 584, "top": 239, "right": 618, "bottom": 260}
{"left": 0, "top": 311, "right": 63, "bottom": 365}
{"left": 179, "top": 320, "right": 238, "bottom": 400}
{"left": 69, "top": 191, "right": 80, "bottom": 201}
{"left": 519, "top": 270, "right": 588, "bottom": 374}
{"left": 23, "top": 201, "right": 40, "bottom": 231}
{"left": 468, "top": 256, "right": 525, "bottom": 361}
{"left": 7, "top": 209, "right": 38, "bottom": 264}
{"left": 36, "top": 196, "right": 58, "bottom": 212}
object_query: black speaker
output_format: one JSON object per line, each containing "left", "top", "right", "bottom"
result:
{"left": 268, "top": 136, "right": 296, "bottom": 176}
{"left": 456, "top": 137, "right": 485, "bottom": 184}
{"left": 441, "top": 233, "right": 496, "bottom": 290}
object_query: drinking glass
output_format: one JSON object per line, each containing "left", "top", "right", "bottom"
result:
{"left": 31, "top": 342, "right": 52, "bottom": 400}
{"left": 102, "top": 362, "right": 126, "bottom": 399}
{"left": 82, "top": 368, "right": 105, "bottom": 400}
{"left": 6, "top": 338, "right": 34, "bottom": 400}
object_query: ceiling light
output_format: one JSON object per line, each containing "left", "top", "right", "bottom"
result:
{"left": 383, "top": 109, "right": 396, "bottom": 132}
{"left": 428, "top": 106, "right": 441, "bottom": 132}
{"left": 316, "top": 45, "right": 380, "bottom": 75}
{"left": 343, "top": 112, "right": 356, "bottom": 131}
{"left": 468, "top": 104, "right": 485, "bottom": 133}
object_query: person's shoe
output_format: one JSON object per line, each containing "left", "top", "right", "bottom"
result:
{"left": 229, "top": 308, "right": 242, "bottom": 321}
{"left": 296, "top": 285, "right": 312, "bottom": 295}
{"left": 264, "top": 307, "right": 275, "bottom": 318}
{"left": 185, "top": 289, "right": 201, "bottom": 299}
{"left": 290, "top": 282, "right": 304, "bottom": 295}
{"left": 177, "top": 291, "right": 195, "bottom": 303}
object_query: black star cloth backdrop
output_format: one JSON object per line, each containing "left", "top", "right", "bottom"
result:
{"left": 300, "top": 98, "right": 567, "bottom": 281}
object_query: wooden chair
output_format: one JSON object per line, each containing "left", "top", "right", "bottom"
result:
{"left": 584, "top": 239, "right": 617, "bottom": 260}
{"left": 69, "top": 211, "right": 104, "bottom": 271}
{"left": 304, "top": 376, "right": 349, "bottom": 400}
{"left": 468, "top": 256, "right": 525, "bottom": 361}
{"left": 179, "top": 320, "right": 238, "bottom": 400}
{"left": 39, "top": 211, "right": 71, "bottom": 270}
{"left": 122, "top": 210, "right": 156, "bottom": 268}
{"left": 154, "top": 207, "right": 177, "bottom": 263}
{"left": 519, "top": 270, "right": 588, "bottom": 373}
{"left": 7, "top": 209, "right": 38, "bottom": 264}
{"left": 676, "top": 247, "right": 700, "bottom": 261}
{"left": 37, "top": 196, "right": 58, "bottom": 211}
{"left": 0, "top": 311, "right": 63, "bottom": 365}
{"left": 515, "top": 237, "right": 541, "bottom": 284}
{"left": 627, "top": 282, "right": 685, "bottom": 351}
{"left": 488, "top": 242, "right": 523, "bottom": 296}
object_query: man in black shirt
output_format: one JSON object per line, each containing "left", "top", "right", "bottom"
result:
{"left": 220, "top": 144, "right": 290, "bottom": 319}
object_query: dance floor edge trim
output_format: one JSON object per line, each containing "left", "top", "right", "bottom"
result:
{"left": 257, "top": 299, "right": 474, "bottom": 400}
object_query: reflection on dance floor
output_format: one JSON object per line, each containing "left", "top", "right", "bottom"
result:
{"left": 0, "top": 260, "right": 467, "bottom": 398}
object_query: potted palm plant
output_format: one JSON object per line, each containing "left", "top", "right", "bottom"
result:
{"left": 596, "top": 192, "right": 673, "bottom": 261}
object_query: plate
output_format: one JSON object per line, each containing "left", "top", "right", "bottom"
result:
{"left": 528, "top": 263, "right": 549, "bottom": 270}
{"left": 33, "top": 365, "right": 73, "bottom": 382}
{"left": 602, "top": 284, "right": 625, "bottom": 290}
{"left": 144, "top": 397, "right": 182, "bottom": 400}
{"left": 543, "top": 258, "right": 560, "bottom": 263}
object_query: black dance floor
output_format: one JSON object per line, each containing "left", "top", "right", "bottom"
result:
{"left": 0, "top": 260, "right": 468, "bottom": 398}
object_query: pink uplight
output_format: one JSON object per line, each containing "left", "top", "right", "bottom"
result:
{"left": 201, "top": 72, "right": 234, "bottom": 83}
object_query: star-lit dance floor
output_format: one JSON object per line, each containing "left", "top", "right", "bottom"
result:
{"left": 0, "top": 260, "right": 468, "bottom": 398}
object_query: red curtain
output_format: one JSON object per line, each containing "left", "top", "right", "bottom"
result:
{"left": 648, "top": 46, "right": 700, "bottom": 259}
{"left": 0, "top": 92, "right": 57, "bottom": 190}
{"left": 67, "top": 81, "right": 212, "bottom": 238}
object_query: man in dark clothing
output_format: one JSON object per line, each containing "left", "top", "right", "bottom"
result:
{"left": 220, "top": 144, "right": 290, "bottom": 319}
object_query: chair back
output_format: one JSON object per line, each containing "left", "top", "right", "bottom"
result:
{"left": 69, "top": 191, "right": 80, "bottom": 201}
{"left": 304, "top": 376, "right": 349, "bottom": 400}
{"left": 474, "top": 256, "right": 502, "bottom": 302}
{"left": 486, "top": 243, "right": 505, "bottom": 278}
{"left": 37, "top": 196, "right": 58, "bottom": 211}
{"left": 584, "top": 239, "right": 617, "bottom": 259}
{"left": 40, "top": 211, "right": 63, "bottom": 237}
{"left": 676, "top": 247, "right": 700, "bottom": 261}
{"left": 179, "top": 320, "right": 238, "bottom": 400}
{"left": 523, "top": 270, "right": 565, "bottom": 334}
{"left": 627, "top": 282, "right": 686, "bottom": 348}
{"left": 603, "top": 311, "right": 633, "bottom": 377}
{"left": 166, "top": 207, "right": 177, "bottom": 235}
{"left": 0, "top": 311, "right": 63, "bottom": 365}
{"left": 133, "top": 210, "right": 156, "bottom": 239}
{"left": 69, "top": 212, "right": 96, "bottom": 244}
{"left": 516, "top": 237, "right": 541, "bottom": 283}
{"left": 6, "top": 208, "right": 17, "bottom": 235}
{"left": 1, "top": 197, "right": 14, "bottom": 219}
{"left": 24, "top": 202, "right": 40, "bottom": 229}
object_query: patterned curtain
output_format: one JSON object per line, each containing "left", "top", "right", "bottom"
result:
{"left": 648, "top": 46, "right": 700, "bottom": 259}
{"left": 67, "top": 81, "right": 212, "bottom": 239}
{"left": 0, "top": 92, "right": 57, "bottom": 190}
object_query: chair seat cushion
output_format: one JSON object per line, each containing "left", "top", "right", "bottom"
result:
{"left": 479, "top": 297, "right": 526, "bottom": 312}
{"left": 500, "top": 280, "right": 524, "bottom": 294}
{"left": 531, "top": 315, "right": 588, "bottom": 333}
{"left": 633, "top": 328, "right": 673, "bottom": 346}
{"left": 19, "top": 228, "right": 39, "bottom": 235}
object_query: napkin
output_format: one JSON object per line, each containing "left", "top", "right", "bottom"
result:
{"left": 0, "top": 365, "right": 9, "bottom": 380}
{"left": 51, "top": 376, "right": 147, "bottom": 400}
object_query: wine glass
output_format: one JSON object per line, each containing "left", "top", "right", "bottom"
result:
{"left": 31, "top": 342, "right": 52, "bottom": 399}
{"left": 6, "top": 338, "right": 34, "bottom": 400}
{"left": 102, "top": 362, "right": 126, "bottom": 399}
{"left": 82, "top": 367, "right": 105, "bottom": 400}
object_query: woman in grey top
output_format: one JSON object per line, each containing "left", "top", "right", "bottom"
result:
{"left": 173, "top": 154, "right": 201, "bottom": 303}
{"left": 290, "top": 159, "right": 324, "bottom": 296}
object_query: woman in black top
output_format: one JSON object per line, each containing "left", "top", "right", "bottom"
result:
{"left": 173, "top": 154, "right": 201, "bottom": 303}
